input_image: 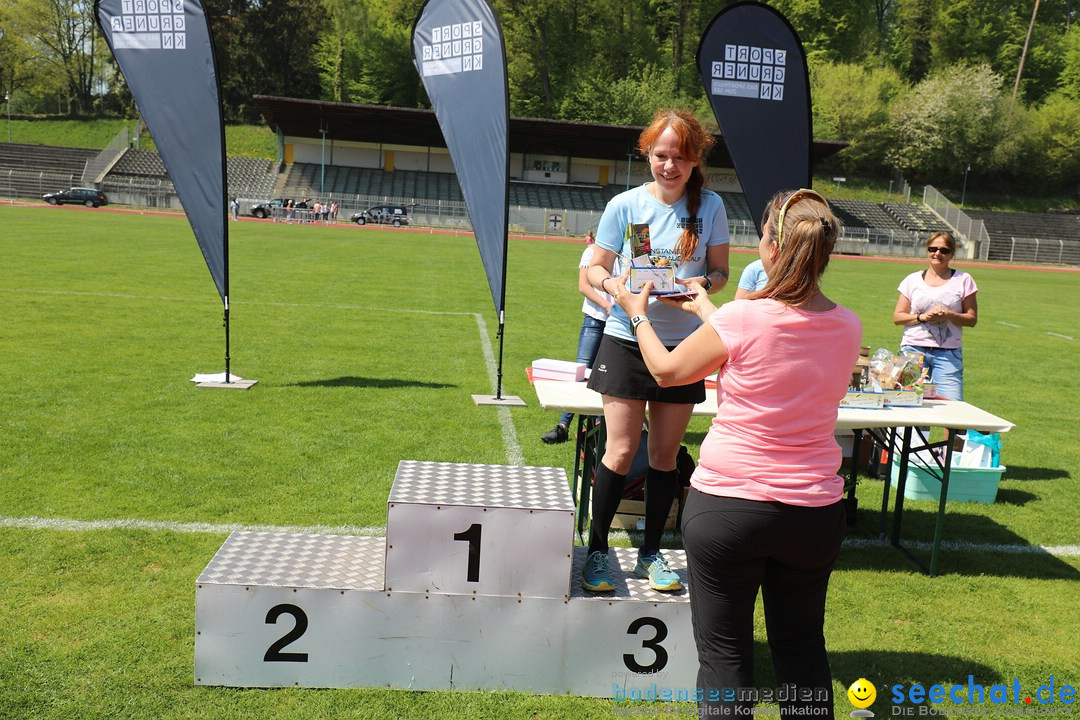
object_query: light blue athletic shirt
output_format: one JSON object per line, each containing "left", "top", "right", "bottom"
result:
{"left": 738, "top": 259, "right": 769, "bottom": 292}
{"left": 596, "top": 184, "right": 729, "bottom": 345}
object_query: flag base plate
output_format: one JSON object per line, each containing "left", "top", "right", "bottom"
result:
{"left": 472, "top": 393, "right": 526, "bottom": 407}
{"left": 197, "top": 379, "right": 258, "bottom": 390}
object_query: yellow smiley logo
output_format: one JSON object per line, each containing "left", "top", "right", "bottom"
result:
{"left": 848, "top": 678, "right": 877, "bottom": 709}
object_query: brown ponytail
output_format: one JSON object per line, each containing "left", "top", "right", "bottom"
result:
{"left": 750, "top": 189, "right": 841, "bottom": 307}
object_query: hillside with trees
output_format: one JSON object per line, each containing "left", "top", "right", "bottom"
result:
{"left": 2, "top": 0, "right": 1078, "bottom": 196}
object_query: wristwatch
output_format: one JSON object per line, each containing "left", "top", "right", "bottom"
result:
{"left": 630, "top": 314, "right": 651, "bottom": 336}
{"left": 702, "top": 275, "right": 713, "bottom": 292}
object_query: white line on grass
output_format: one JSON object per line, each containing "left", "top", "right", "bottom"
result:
{"left": 4, "top": 515, "right": 1078, "bottom": 559}
{"left": 996, "top": 321, "right": 1022, "bottom": 328}
{"left": 1046, "top": 332, "right": 1074, "bottom": 340}
{"left": 475, "top": 313, "right": 525, "bottom": 466}
{"left": 0, "top": 514, "right": 385, "bottom": 536}
{"left": 841, "top": 536, "right": 1080, "bottom": 556}
{"left": 4, "top": 288, "right": 525, "bottom": 465}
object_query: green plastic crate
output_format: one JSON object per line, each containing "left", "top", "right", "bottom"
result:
{"left": 891, "top": 458, "right": 1005, "bottom": 503}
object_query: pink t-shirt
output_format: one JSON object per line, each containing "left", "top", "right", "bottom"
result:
{"left": 692, "top": 299, "right": 862, "bottom": 507}
{"left": 898, "top": 270, "right": 978, "bottom": 349}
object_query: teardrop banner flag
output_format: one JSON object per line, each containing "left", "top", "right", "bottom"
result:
{"left": 413, "top": 0, "right": 520, "bottom": 405}
{"left": 696, "top": 1, "right": 812, "bottom": 234}
{"left": 96, "top": 0, "right": 248, "bottom": 387}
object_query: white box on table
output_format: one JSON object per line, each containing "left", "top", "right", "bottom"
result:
{"left": 532, "top": 358, "right": 586, "bottom": 382}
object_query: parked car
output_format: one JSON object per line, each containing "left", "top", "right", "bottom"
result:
{"left": 351, "top": 205, "right": 409, "bottom": 227}
{"left": 249, "top": 198, "right": 289, "bottom": 219}
{"left": 43, "top": 187, "right": 109, "bottom": 207}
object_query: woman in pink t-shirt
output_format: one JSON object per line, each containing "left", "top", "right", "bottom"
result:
{"left": 610, "top": 189, "right": 861, "bottom": 719}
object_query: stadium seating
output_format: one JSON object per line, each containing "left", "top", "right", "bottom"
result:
{"left": 830, "top": 199, "right": 908, "bottom": 232}
{"left": 0, "top": 143, "right": 98, "bottom": 199}
{"left": 966, "top": 209, "right": 1080, "bottom": 263}
{"left": 718, "top": 192, "right": 753, "bottom": 223}
{"left": 0, "top": 142, "right": 98, "bottom": 175}
{"left": 883, "top": 202, "right": 951, "bottom": 233}
{"left": 110, "top": 148, "right": 168, "bottom": 179}
{"left": 104, "top": 149, "right": 278, "bottom": 200}
{"left": 967, "top": 210, "right": 1080, "bottom": 244}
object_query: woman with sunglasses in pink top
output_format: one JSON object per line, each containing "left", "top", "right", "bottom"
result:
{"left": 609, "top": 188, "right": 861, "bottom": 719}
{"left": 892, "top": 231, "right": 979, "bottom": 401}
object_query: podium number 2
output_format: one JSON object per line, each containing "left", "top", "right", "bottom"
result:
{"left": 264, "top": 604, "right": 309, "bottom": 662}
{"left": 453, "top": 523, "right": 482, "bottom": 582}
{"left": 624, "top": 617, "right": 668, "bottom": 673}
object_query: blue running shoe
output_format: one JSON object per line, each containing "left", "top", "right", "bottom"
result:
{"left": 582, "top": 550, "right": 614, "bottom": 592}
{"left": 635, "top": 550, "right": 682, "bottom": 592}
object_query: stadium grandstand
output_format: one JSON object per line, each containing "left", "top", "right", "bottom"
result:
{"left": 2, "top": 99, "right": 1077, "bottom": 264}
{"left": 967, "top": 210, "right": 1080, "bottom": 265}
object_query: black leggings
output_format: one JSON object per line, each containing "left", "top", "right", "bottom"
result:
{"left": 681, "top": 489, "right": 846, "bottom": 720}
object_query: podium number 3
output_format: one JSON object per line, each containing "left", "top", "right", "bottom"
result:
{"left": 624, "top": 617, "right": 668, "bottom": 673}
{"left": 453, "top": 523, "right": 482, "bottom": 582}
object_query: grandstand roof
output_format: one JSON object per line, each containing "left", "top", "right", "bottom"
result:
{"left": 252, "top": 96, "right": 847, "bottom": 166}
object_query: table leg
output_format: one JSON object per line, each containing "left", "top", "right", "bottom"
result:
{"left": 846, "top": 429, "right": 862, "bottom": 526}
{"left": 891, "top": 426, "right": 913, "bottom": 546}
{"left": 573, "top": 415, "right": 605, "bottom": 546}
{"left": 877, "top": 427, "right": 895, "bottom": 538}
{"left": 929, "top": 430, "right": 957, "bottom": 576}
{"left": 572, "top": 415, "right": 589, "bottom": 545}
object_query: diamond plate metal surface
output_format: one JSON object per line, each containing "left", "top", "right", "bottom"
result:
{"left": 197, "top": 531, "right": 385, "bottom": 590}
{"left": 570, "top": 546, "right": 690, "bottom": 603}
{"left": 390, "top": 460, "right": 573, "bottom": 511}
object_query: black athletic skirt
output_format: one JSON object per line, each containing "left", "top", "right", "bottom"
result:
{"left": 586, "top": 335, "right": 706, "bottom": 404}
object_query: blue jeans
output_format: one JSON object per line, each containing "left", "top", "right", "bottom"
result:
{"left": 559, "top": 315, "right": 606, "bottom": 427}
{"left": 902, "top": 345, "right": 964, "bottom": 401}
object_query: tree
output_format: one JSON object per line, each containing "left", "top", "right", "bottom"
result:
{"left": 1057, "top": 23, "right": 1080, "bottom": 98}
{"left": 890, "top": 0, "right": 934, "bottom": 82}
{"left": 314, "top": 0, "right": 366, "bottom": 103}
{"left": 496, "top": 0, "right": 591, "bottom": 118}
{"left": 6, "top": 0, "right": 104, "bottom": 114}
{"left": 0, "top": 6, "right": 39, "bottom": 109}
{"left": 560, "top": 63, "right": 687, "bottom": 126}
{"left": 886, "top": 63, "right": 1014, "bottom": 181}
{"left": 769, "top": 0, "right": 879, "bottom": 64}
{"left": 1026, "top": 91, "right": 1080, "bottom": 191}
{"left": 810, "top": 61, "right": 904, "bottom": 174}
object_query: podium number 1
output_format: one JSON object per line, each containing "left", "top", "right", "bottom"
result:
{"left": 453, "top": 523, "right": 482, "bottom": 582}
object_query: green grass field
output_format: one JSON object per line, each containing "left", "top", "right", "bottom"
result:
{"left": 1, "top": 204, "right": 1078, "bottom": 719}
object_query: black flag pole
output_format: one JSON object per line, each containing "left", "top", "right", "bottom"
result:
{"left": 696, "top": 1, "right": 813, "bottom": 234}
{"left": 95, "top": 0, "right": 253, "bottom": 389}
{"left": 412, "top": 0, "right": 522, "bottom": 406}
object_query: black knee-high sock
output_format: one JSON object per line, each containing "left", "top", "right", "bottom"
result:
{"left": 643, "top": 467, "right": 679, "bottom": 555}
{"left": 588, "top": 462, "right": 627, "bottom": 555}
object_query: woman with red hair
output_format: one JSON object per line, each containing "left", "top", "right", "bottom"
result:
{"left": 583, "top": 108, "right": 730, "bottom": 593}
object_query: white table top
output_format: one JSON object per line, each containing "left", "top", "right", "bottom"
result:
{"left": 532, "top": 380, "right": 1014, "bottom": 434}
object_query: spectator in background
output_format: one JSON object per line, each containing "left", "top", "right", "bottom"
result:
{"left": 892, "top": 231, "right": 978, "bottom": 401}
{"left": 541, "top": 230, "right": 612, "bottom": 445}
{"left": 734, "top": 258, "right": 768, "bottom": 299}
{"left": 230, "top": 197, "right": 239, "bottom": 221}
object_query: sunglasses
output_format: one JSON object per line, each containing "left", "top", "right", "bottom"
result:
{"left": 776, "top": 188, "right": 829, "bottom": 251}
{"left": 927, "top": 246, "right": 953, "bottom": 255}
